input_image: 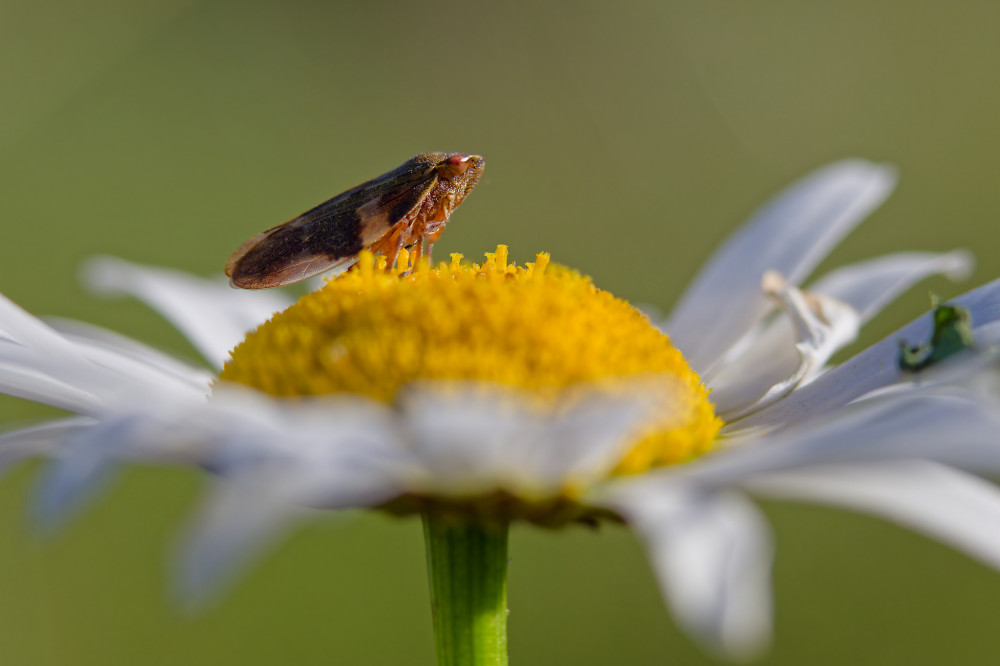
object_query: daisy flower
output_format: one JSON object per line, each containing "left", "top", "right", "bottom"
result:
{"left": 3, "top": 159, "right": 1000, "bottom": 663}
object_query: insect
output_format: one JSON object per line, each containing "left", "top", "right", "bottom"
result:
{"left": 225, "top": 152, "right": 485, "bottom": 289}
{"left": 898, "top": 296, "right": 975, "bottom": 372}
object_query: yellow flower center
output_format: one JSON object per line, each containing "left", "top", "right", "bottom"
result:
{"left": 221, "top": 246, "right": 720, "bottom": 488}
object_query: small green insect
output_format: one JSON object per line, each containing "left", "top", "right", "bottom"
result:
{"left": 898, "top": 296, "right": 975, "bottom": 372}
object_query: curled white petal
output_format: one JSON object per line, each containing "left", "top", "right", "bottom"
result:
{"left": 709, "top": 249, "right": 973, "bottom": 411}
{"left": 666, "top": 160, "right": 896, "bottom": 374}
{"left": 709, "top": 272, "right": 859, "bottom": 419}
{"left": 737, "top": 275, "right": 1000, "bottom": 431}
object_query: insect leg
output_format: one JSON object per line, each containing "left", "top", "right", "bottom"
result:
{"left": 422, "top": 226, "right": 447, "bottom": 263}
{"left": 383, "top": 232, "right": 406, "bottom": 270}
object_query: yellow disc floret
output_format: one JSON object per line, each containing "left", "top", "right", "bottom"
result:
{"left": 221, "top": 246, "right": 721, "bottom": 480}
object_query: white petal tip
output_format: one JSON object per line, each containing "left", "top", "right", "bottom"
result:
{"left": 830, "top": 159, "right": 898, "bottom": 185}
{"left": 941, "top": 249, "right": 976, "bottom": 281}
{"left": 80, "top": 255, "right": 131, "bottom": 295}
{"left": 761, "top": 270, "right": 787, "bottom": 294}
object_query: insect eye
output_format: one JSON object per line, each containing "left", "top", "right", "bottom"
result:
{"left": 439, "top": 154, "right": 473, "bottom": 178}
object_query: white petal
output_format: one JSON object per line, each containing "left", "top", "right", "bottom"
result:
{"left": 46, "top": 317, "right": 212, "bottom": 392}
{"left": 680, "top": 390, "right": 1000, "bottom": 490}
{"left": 0, "top": 292, "right": 83, "bottom": 356}
{"left": 709, "top": 272, "right": 859, "bottom": 419}
{"left": 521, "top": 392, "right": 662, "bottom": 489}
{"left": 32, "top": 414, "right": 156, "bottom": 529}
{"left": 83, "top": 256, "right": 292, "bottom": 369}
{"left": 0, "top": 293, "right": 207, "bottom": 414}
{"left": 175, "top": 456, "right": 402, "bottom": 604}
{"left": 810, "top": 250, "right": 973, "bottom": 323}
{"left": 31, "top": 400, "right": 211, "bottom": 530}
{"left": 597, "top": 483, "right": 772, "bottom": 659}
{"left": 0, "top": 362, "right": 104, "bottom": 414}
{"left": 401, "top": 381, "right": 680, "bottom": 497}
{"left": 174, "top": 471, "right": 312, "bottom": 605}
{"left": 736, "top": 276, "right": 1000, "bottom": 431}
{"left": 401, "top": 385, "right": 538, "bottom": 494}
{"left": 31, "top": 387, "right": 411, "bottom": 533}
{"left": 0, "top": 296, "right": 107, "bottom": 410}
{"left": 746, "top": 460, "right": 1000, "bottom": 572}
{"left": 129, "top": 385, "right": 405, "bottom": 469}
{"left": 666, "top": 160, "right": 896, "bottom": 374}
{"left": 0, "top": 417, "right": 96, "bottom": 473}
{"left": 167, "top": 394, "right": 414, "bottom": 602}
{"left": 1, "top": 341, "right": 199, "bottom": 413}
{"left": 198, "top": 386, "right": 410, "bottom": 474}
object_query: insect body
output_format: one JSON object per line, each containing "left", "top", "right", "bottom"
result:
{"left": 898, "top": 297, "right": 975, "bottom": 372}
{"left": 226, "top": 152, "right": 485, "bottom": 289}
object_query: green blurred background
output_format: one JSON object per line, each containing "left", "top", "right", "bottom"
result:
{"left": 2, "top": 1, "right": 1000, "bottom": 664}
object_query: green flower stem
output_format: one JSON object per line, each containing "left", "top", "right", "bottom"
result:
{"left": 422, "top": 513, "right": 510, "bottom": 666}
